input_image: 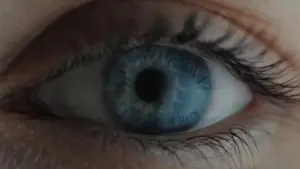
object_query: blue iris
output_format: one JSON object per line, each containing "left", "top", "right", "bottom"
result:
{"left": 104, "top": 45, "right": 212, "bottom": 134}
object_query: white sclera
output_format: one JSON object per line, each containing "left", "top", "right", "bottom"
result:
{"left": 37, "top": 52, "right": 252, "bottom": 131}
{"left": 37, "top": 60, "right": 116, "bottom": 125}
{"left": 191, "top": 57, "right": 252, "bottom": 130}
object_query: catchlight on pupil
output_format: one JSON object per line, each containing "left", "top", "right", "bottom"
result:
{"left": 104, "top": 45, "right": 212, "bottom": 134}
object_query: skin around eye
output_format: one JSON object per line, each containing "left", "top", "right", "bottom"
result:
{"left": 0, "top": 1, "right": 299, "bottom": 169}
{"left": 0, "top": 0, "right": 92, "bottom": 73}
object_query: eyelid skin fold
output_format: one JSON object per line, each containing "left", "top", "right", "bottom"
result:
{"left": 0, "top": 0, "right": 294, "bottom": 98}
{"left": 179, "top": 0, "right": 297, "bottom": 69}
{"left": 0, "top": 0, "right": 93, "bottom": 73}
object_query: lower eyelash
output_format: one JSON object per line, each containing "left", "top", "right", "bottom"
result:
{"left": 120, "top": 125, "right": 263, "bottom": 169}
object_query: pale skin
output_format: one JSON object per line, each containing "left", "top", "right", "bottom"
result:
{"left": 0, "top": 0, "right": 300, "bottom": 169}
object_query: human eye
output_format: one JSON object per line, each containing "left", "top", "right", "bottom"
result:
{"left": 0, "top": 0, "right": 299, "bottom": 169}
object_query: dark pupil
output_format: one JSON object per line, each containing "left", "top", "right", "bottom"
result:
{"left": 134, "top": 68, "right": 167, "bottom": 102}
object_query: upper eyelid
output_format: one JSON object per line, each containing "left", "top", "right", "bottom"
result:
{"left": 0, "top": 0, "right": 294, "bottom": 96}
{"left": 176, "top": 0, "right": 298, "bottom": 73}
{"left": 208, "top": 0, "right": 297, "bottom": 68}
{"left": 180, "top": 0, "right": 273, "bottom": 47}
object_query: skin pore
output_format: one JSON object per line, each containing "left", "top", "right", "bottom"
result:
{"left": 0, "top": 0, "right": 300, "bottom": 169}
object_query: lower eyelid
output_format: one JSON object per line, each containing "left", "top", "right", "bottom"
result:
{"left": 0, "top": 88, "right": 280, "bottom": 168}
{"left": 0, "top": 110, "right": 274, "bottom": 169}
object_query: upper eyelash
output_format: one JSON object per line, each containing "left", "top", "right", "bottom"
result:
{"left": 194, "top": 39, "right": 300, "bottom": 103}
{"left": 171, "top": 13, "right": 300, "bottom": 103}
{"left": 42, "top": 12, "right": 300, "bottom": 104}
{"left": 197, "top": 38, "right": 300, "bottom": 103}
{"left": 213, "top": 49, "right": 300, "bottom": 102}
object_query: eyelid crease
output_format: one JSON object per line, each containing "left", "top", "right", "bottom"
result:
{"left": 177, "top": 0, "right": 269, "bottom": 22}
{"left": 169, "top": 0, "right": 298, "bottom": 73}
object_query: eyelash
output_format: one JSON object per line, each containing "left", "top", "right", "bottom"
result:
{"left": 2, "top": 10, "right": 297, "bottom": 168}
{"left": 43, "top": 13, "right": 299, "bottom": 104}
{"left": 197, "top": 41, "right": 300, "bottom": 103}
{"left": 126, "top": 126, "right": 258, "bottom": 168}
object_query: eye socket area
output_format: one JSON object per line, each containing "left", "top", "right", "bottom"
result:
{"left": 0, "top": 2, "right": 298, "bottom": 169}
{"left": 0, "top": 0, "right": 295, "bottom": 137}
